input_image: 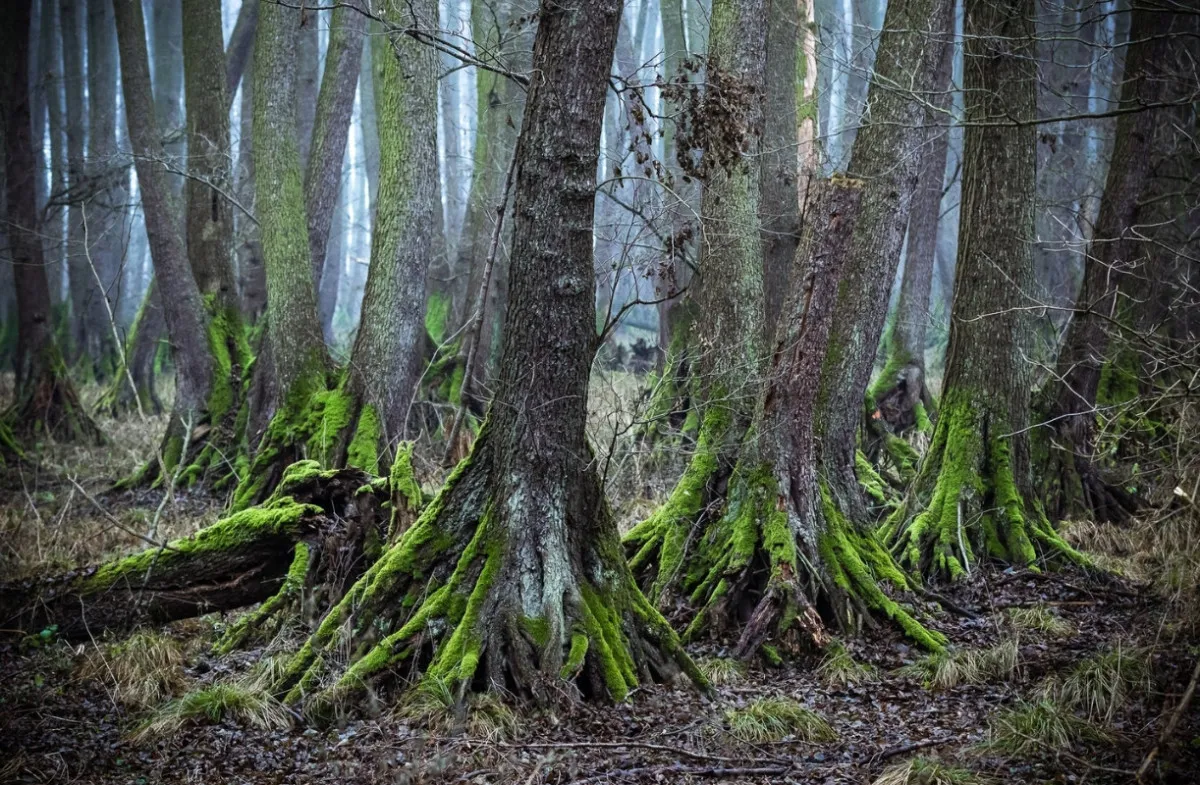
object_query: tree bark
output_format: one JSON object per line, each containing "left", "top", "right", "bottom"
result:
{"left": 86, "top": 0, "right": 130, "bottom": 364}
{"left": 866, "top": 31, "right": 954, "bottom": 452}
{"left": 2, "top": 0, "right": 102, "bottom": 446}
{"left": 1037, "top": 4, "right": 1183, "bottom": 524}
{"left": 304, "top": 0, "right": 365, "bottom": 302}
{"left": 295, "top": 9, "right": 320, "bottom": 172}
{"left": 33, "top": 0, "right": 66, "bottom": 310}
{"left": 113, "top": 0, "right": 219, "bottom": 477}
{"left": 224, "top": 0, "right": 258, "bottom": 98}
{"left": 273, "top": 0, "right": 702, "bottom": 708}
{"left": 339, "top": 10, "right": 439, "bottom": 463}
{"left": 759, "top": 0, "right": 803, "bottom": 336}
{"left": 60, "top": 0, "right": 93, "bottom": 368}
{"left": 150, "top": 0, "right": 185, "bottom": 200}
{"left": 884, "top": 0, "right": 1085, "bottom": 581}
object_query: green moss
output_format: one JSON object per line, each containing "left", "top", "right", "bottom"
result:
{"left": 347, "top": 403, "right": 381, "bottom": 473}
{"left": 424, "top": 292, "right": 451, "bottom": 346}
{"left": 914, "top": 400, "right": 933, "bottom": 432}
{"left": 520, "top": 616, "right": 551, "bottom": 648}
{"left": 624, "top": 404, "right": 732, "bottom": 601}
{"left": 560, "top": 630, "right": 589, "bottom": 680}
{"left": 760, "top": 644, "right": 782, "bottom": 666}
{"left": 856, "top": 450, "right": 889, "bottom": 505}
{"left": 81, "top": 498, "right": 319, "bottom": 594}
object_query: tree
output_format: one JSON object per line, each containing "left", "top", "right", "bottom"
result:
{"left": 305, "top": 0, "right": 365, "bottom": 310}
{"left": 866, "top": 31, "right": 954, "bottom": 453}
{"left": 112, "top": 0, "right": 227, "bottom": 482}
{"left": 1037, "top": 4, "right": 1184, "bottom": 524}
{"left": 884, "top": 0, "right": 1084, "bottom": 580}
{"left": 86, "top": 0, "right": 131, "bottom": 366}
{"left": 269, "top": 0, "right": 701, "bottom": 707}
{"left": 60, "top": 0, "right": 97, "bottom": 371}
{"left": 1, "top": 0, "right": 102, "bottom": 446}
{"left": 627, "top": 0, "right": 954, "bottom": 655}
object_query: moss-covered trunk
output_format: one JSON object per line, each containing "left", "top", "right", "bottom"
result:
{"left": 624, "top": 0, "right": 771, "bottom": 603}
{"left": 272, "top": 0, "right": 702, "bottom": 709}
{"left": 1036, "top": 5, "right": 1182, "bottom": 524}
{"left": 884, "top": 0, "right": 1084, "bottom": 581}
{"left": 305, "top": 0, "right": 365, "bottom": 300}
{"left": 2, "top": 0, "right": 102, "bottom": 447}
{"left": 628, "top": 0, "right": 954, "bottom": 658}
{"left": 96, "top": 281, "right": 166, "bottom": 417}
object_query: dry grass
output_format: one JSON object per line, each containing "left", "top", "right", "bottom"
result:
{"left": 1054, "top": 643, "right": 1153, "bottom": 722}
{"left": 872, "top": 756, "right": 994, "bottom": 785}
{"left": 132, "top": 681, "right": 291, "bottom": 741}
{"left": 395, "top": 677, "right": 519, "bottom": 741}
{"left": 1003, "top": 606, "right": 1074, "bottom": 637}
{"left": 817, "top": 640, "right": 879, "bottom": 686}
{"left": 696, "top": 655, "right": 748, "bottom": 686}
{"left": 982, "top": 699, "right": 1110, "bottom": 756}
{"left": 722, "top": 697, "right": 836, "bottom": 744}
{"left": 0, "top": 384, "right": 222, "bottom": 581}
{"left": 78, "top": 630, "right": 186, "bottom": 709}
{"left": 896, "top": 639, "right": 1020, "bottom": 689}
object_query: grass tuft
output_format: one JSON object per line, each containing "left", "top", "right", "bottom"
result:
{"left": 1003, "top": 606, "right": 1074, "bottom": 637}
{"left": 982, "top": 699, "right": 1109, "bottom": 756}
{"left": 396, "top": 677, "right": 519, "bottom": 740}
{"left": 872, "top": 756, "right": 993, "bottom": 785}
{"left": 1056, "top": 644, "right": 1151, "bottom": 722}
{"left": 817, "top": 641, "right": 878, "bottom": 686}
{"left": 78, "top": 630, "right": 186, "bottom": 709}
{"left": 133, "top": 682, "right": 291, "bottom": 741}
{"left": 696, "top": 656, "right": 748, "bottom": 686}
{"left": 723, "top": 697, "right": 836, "bottom": 744}
{"left": 896, "top": 639, "right": 1020, "bottom": 689}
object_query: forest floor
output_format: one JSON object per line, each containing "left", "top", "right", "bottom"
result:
{"left": 2, "top": 382, "right": 1199, "bottom": 785}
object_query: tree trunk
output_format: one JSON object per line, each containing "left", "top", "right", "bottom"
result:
{"left": 338, "top": 12, "right": 439, "bottom": 464}
{"left": 304, "top": 0, "right": 365, "bottom": 303}
{"left": 60, "top": 0, "right": 93, "bottom": 370}
{"left": 150, "top": 0, "right": 185, "bottom": 201}
{"left": 224, "top": 0, "right": 258, "bottom": 98}
{"left": 113, "top": 0, "right": 220, "bottom": 480}
{"left": 759, "top": 0, "right": 804, "bottom": 336}
{"left": 86, "top": 0, "right": 130, "bottom": 367}
{"left": 884, "top": 0, "right": 1085, "bottom": 581}
{"left": 1, "top": 0, "right": 102, "bottom": 446}
{"left": 1036, "top": 5, "right": 1183, "bottom": 524}
{"left": 628, "top": 0, "right": 955, "bottom": 657}
{"left": 97, "top": 280, "right": 167, "bottom": 416}
{"left": 34, "top": 0, "right": 66, "bottom": 311}
{"left": 866, "top": 31, "right": 954, "bottom": 454}
{"left": 295, "top": 10, "right": 320, "bottom": 172}
{"left": 231, "top": 0, "right": 334, "bottom": 509}
{"left": 273, "top": 0, "right": 702, "bottom": 709}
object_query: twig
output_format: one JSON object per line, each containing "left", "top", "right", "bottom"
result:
{"left": 65, "top": 476, "right": 179, "bottom": 553}
{"left": 871, "top": 735, "right": 961, "bottom": 764}
{"left": 567, "top": 763, "right": 793, "bottom": 785}
{"left": 501, "top": 740, "right": 779, "bottom": 765}
{"left": 1136, "top": 657, "right": 1200, "bottom": 782}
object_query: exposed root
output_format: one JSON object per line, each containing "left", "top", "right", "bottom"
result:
{"left": 4, "top": 359, "right": 104, "bottom": 448}
{"left": 275, "top": 430, "right": 706, "bottom": 713}
{"left": 885, "top": 389, "right": 1088, "bottom": 582}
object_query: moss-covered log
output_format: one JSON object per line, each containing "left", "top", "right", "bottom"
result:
{"left": 0, "top": 463, "right": 386, "bottom": 641}
{"left": 883, "top": 0, "right": 1086, "bottom": 581}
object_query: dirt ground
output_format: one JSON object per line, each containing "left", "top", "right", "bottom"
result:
{"left": 2, "top": 413, "right": 1199, "bottom": 785}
